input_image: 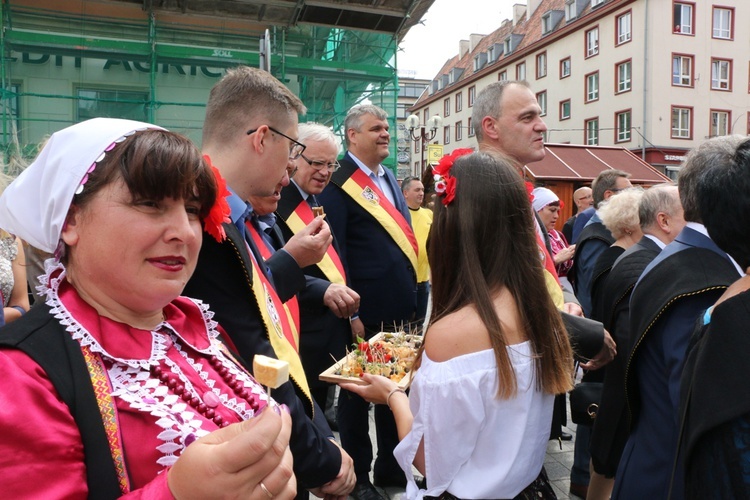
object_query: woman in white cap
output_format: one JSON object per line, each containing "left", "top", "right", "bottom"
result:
{"left": 0, "top": 118, "right": 295, "bottom": 498}
{"left": 533, "top": 187, "right": 575, "bottom": 287}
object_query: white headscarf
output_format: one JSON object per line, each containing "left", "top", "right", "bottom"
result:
{"left": 532, "top": 187, "right": 559, "bottom": 213}
{"left": 0, "top": 118, "right": 164, "bottom": 253}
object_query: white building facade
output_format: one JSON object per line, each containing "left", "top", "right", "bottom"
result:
{"left": 408, "top": 0, "right": 749, "bottom": 178}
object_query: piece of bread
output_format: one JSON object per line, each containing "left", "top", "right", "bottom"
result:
{"left": 253, "top": 355, "right": 290, "bottom": 389}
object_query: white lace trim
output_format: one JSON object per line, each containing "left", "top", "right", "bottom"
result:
{"left": 41, "top": 261, "right": 266, "bottom": 467}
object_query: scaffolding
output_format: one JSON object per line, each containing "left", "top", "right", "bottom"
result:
{"left": 0, "top": 2, "right": 400, "bottom": 173}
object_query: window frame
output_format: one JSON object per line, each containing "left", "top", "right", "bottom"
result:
{"left": 672, "top": 53, "right": 694, "bottom": 87}
{"left": 671, "top": 105, "right": 693, "bottom": 139}
{"left": 615, "top": 109, "right": 632, "bottom": 143}
{"left": 516, "top": 61, "right": 526, "bottom": 81}
{"left": 536, "top": 51, "right": 548, "bottom": 79}
{"left": 560, "top": 57, "right": 571, "bottom": 79}
{"left": 468, "top": 86, "right": 476, "bottom": 107}
{"left": 673, "top": 2, "right": 695, "bottom": 36}
{"left": 444, "top": 97, "right": 451, "bottom": 117}
{"left": 76, "top": 86, "right": 150, "bottom": 123}
{"left": 455, "top": 121, "right": 463, "bottom": 142}
{"left": 498, "top": 70, "right": 508, "bottom": 81}
{"left": 585, "top": 26, "right": 599, "bottom": 58}
{"left": 616, "top": 59, "right": 632, "bottom": 94}
{"left": 616, "top": 10, "right": 632, "bottom": 46}
{"left": 542, "top": 13, "right": 554, "bottom": 35}
{"left": 709, "top": 109, "right": 731, "bottom": 137}
{"left": 455, "top": 92, "right": 462, "bottom": 113}
{"left": 585, "top": 71, "right": 600, "bottom": 103}
{"left": 565, "top": 0, "right": 576, "bottom": 22}
{"left": 560, "top": 99, "right": 571, "bottom": 121}
{"left": 443, "top": 125, "right": 450, "bottom": 145}
{"left": 537, "top": 90, "right": 547, "bottom": 117}
{"left": 712, "top": 6, "right": 734, "bottom": 40}
{"left": 468, "top": 117, "right": 474, "bottom": 137}
{"left": 711, "top": 58, "right": 732, "bottom": 91}
{"left": 584, "top": 117, "right": 599, "bottom": 145}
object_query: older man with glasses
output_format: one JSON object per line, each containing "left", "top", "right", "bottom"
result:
{"left": 275, "top": 122, "right": 360, "bottom": 417}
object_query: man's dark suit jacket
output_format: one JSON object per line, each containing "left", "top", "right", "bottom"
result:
{"left": 318, "top": 154, "right": 417, "bottom": 330}
{"left": 589, "top": 236, "right": 661, "bottom": 476}
{"left": 275, "top": 184, "right": 351, "bottom": 392}
{"left": 184, "top": 222, "right": 341, "bottom": 489}
{"left": 613, "top": 227, "right": 740, "bottom": 500}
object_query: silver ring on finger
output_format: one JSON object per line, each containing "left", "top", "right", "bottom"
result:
{"left": 260, "top": 481, "right": 274, "bottom": 499}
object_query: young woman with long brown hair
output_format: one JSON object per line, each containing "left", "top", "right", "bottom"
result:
{"left": 341, "top": 151, "right": 573, "bottom": 499}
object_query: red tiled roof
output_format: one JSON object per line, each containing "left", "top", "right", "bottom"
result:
{"left": 524, "top": 143, "right": 670, "bottom": 184}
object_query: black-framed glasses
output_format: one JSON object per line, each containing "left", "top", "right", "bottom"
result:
{"left": 247, "top": 126, "right": 306, "bottom": 160}
{"left": 287, "top": 164, "right": 298, "bottom": 179}
{"left": 299, "top": 153, "right": 341, "bottom": 172}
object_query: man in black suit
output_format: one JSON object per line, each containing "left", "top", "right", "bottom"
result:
{"left": 613, "top": 138, "right": 743, "bottom": 500}
{"left": 184, "top": 66, "right": 355, "bottom": 499}
{"left": 588, "top": 184, "right": 684, "bottom": 496}
{"left": 319, "top": 104, "right": 417, "bottom": 499}
{"left": 275, "top": 122, "right": 359, "bottom": 414}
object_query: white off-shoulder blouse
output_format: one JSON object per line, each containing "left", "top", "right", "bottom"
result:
{"left": 394, "top": 341, "right": 553, "bottom": 499}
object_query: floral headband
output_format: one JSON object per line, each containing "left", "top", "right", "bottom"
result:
{"left": 433, "top": 148, "right": 473, "bottom": 206}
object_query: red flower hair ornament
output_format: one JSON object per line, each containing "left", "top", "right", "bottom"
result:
{"left": 203, "top": 154, "right": 231, "bottom": 243}
{"left": 433, "top": 148, "right": 473, "bottom": 206}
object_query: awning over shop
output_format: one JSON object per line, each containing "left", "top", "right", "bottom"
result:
{"left": 524, "top": 144, "right": 670, "bottom": 184}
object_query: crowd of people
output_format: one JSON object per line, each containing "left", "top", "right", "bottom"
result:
{"left": 0, "top": 69, "right": 746, "bottom": 500}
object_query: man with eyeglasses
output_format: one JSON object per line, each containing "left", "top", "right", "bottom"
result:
{"left": 570, "top": 169, "right": 633, "bottom": 318}
{"left": 185, "top": 66, "right": 356, "bottom": 500}
{"left": 271, "top": 122, "right": 360, "bottom": 424}
{"left": 319, "top": 104, "right": 417, "bottom": 499}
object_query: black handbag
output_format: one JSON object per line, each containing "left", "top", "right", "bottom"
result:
{"left": 569, "top": 382, "right": 603, "bottom": 426}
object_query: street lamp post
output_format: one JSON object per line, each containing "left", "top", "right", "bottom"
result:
{"left": 406, "top": 114, "right": 443, "bottom": 176}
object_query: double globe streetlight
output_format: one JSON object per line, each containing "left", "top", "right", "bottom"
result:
{"left": 406, "top": 113, "right": 443, "bottom": 176}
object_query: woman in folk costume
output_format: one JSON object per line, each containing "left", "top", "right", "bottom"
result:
{"left": 0, "top": 118, "right": 295, "bottom": 499}
{"left": 341, "top": 151, "right": 573, "bottom": 499}
{"left": 532, "top": 187, "right": 575, "bottom": 285}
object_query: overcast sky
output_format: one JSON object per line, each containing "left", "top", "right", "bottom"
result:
{"left": 398, "top": 0, "right": 516, "bottom": 80}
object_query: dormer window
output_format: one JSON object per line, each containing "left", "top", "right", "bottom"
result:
{"left": 542, "top": 13, "right": 554, "bottom": 34}
{"left": 565, "top": 0, "right": 576, "bottom": 21}
{"left": 473, "top": 52, "right": 488, "bottom": 71}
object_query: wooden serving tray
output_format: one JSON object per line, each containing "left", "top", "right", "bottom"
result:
{"left": 319, "top": 332, "right": 420, "bottom": 390}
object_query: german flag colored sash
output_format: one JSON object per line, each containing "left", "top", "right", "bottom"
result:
{"left": 245, "top": 221, "right": 301, "bottom": 334}
{"left": 341, "top": 169, "right": 418, "bottom": 271}
{"left": 284, "top": 200, "right": 347, "bottom": 286}
{"left": 243, "top": 222, "right": 312, "bottom": 404}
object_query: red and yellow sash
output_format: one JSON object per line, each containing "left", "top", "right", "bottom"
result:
{"left": 246, "top": 222, "right": 301, "bottom": 333}
{"left": 341, "top": 169, "right": 419, "bottom": 271}
{"left": 284, "top": 200, "right": 347, "bottom": 286}
{"left": 532, "top": 217, "right": 564, "bottom": 309}
{"left": 243, "top": 222, "right": 311, "bottom": 404}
